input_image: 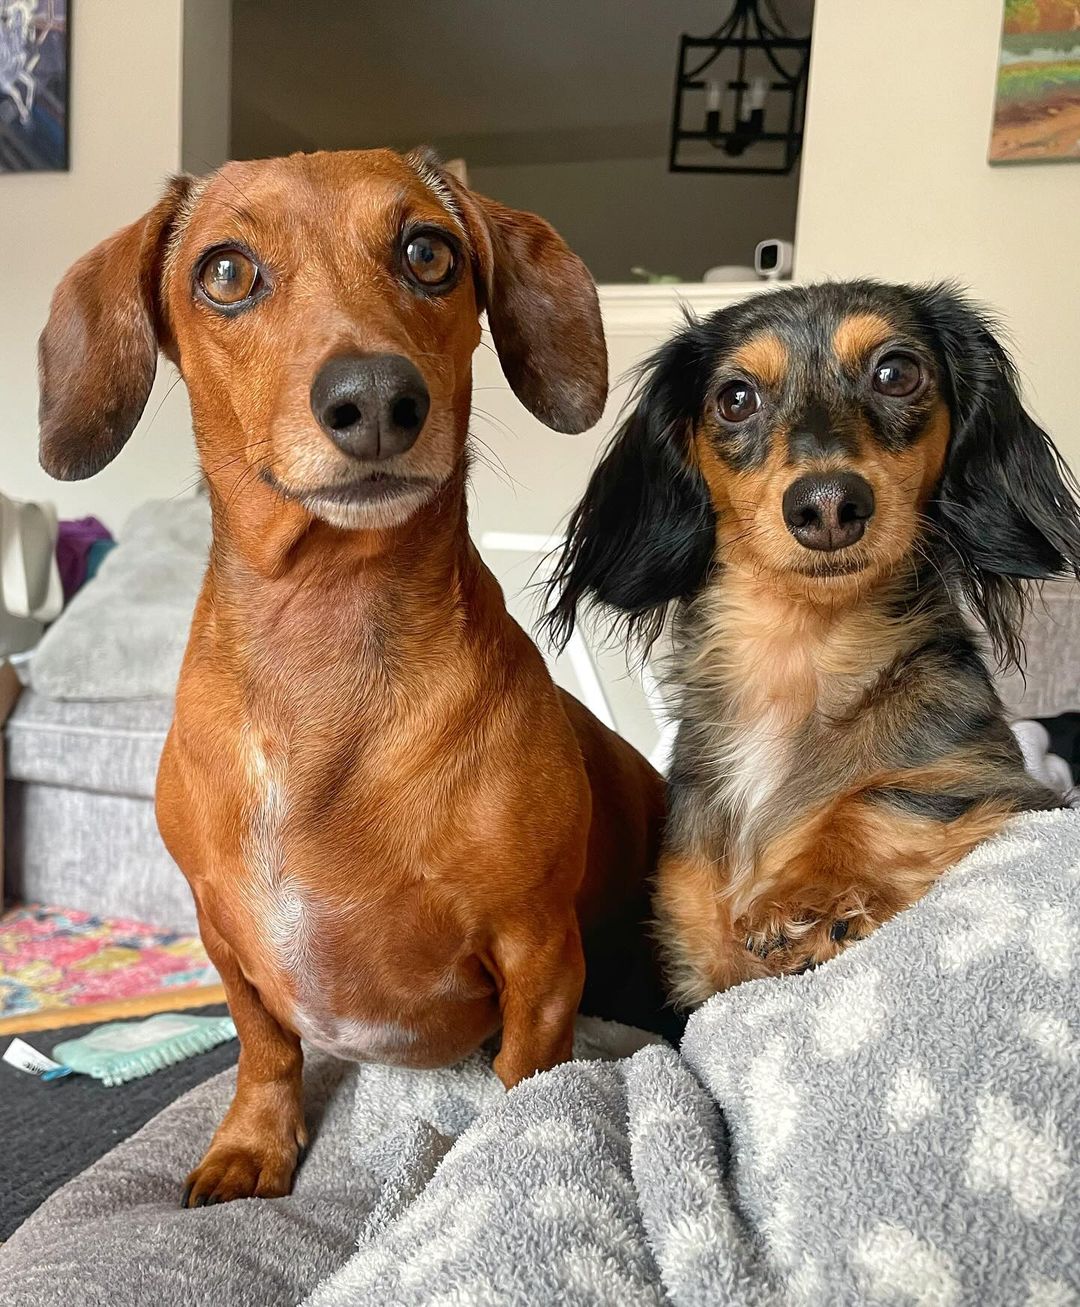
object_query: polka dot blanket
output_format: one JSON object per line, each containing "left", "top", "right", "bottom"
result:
{"left": 2, "top": 809, "right": 1078, "bottom": 1306}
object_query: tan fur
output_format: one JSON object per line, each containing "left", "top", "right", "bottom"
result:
{"left": 832, "top": 312, "right": 894, "bottom": 369}
{"left": 727, "top": 331, "right": 789, "bottom": 389}
{"left": 658, "top": 793, "right": 1013, "bottom": 1006}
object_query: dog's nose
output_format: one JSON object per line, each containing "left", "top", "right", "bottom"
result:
{"left": 310, "top": 354, "right": 430, "bottom": 461}
{"left": 782, "top": 472, "right": 875, "bottom": 551}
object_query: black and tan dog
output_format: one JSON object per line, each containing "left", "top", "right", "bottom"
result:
{"left": 548, "top": 281, "right": 1080, "bottom": 1003}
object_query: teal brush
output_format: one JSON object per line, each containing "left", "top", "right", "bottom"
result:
{"left": 51, "top": 1012, "right": 237, "bottom": 1086}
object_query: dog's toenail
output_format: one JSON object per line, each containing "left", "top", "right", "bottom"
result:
{"left": 830, "top": 920, "right": 849, "bottom": 941}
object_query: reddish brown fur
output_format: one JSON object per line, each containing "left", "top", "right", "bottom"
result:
{"left": 38, "top": 150, "right": 664, "bottom": 1205}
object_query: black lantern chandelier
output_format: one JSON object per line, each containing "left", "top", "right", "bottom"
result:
{"left": 669, "top": 0, "right": 811, "bottom": 175}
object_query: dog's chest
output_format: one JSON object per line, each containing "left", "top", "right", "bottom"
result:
{"left": 232, "top": 726, "right": 478, "bottom": 1057}
{"left": 703, "top": 632, "right": 818, "bottom": 833}
{"left": 237, "top": 726, "right": 314, "bottom": 979}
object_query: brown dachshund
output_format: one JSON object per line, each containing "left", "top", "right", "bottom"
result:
{"left": 37, "top": 148, "right": 665, "bottom": 1205}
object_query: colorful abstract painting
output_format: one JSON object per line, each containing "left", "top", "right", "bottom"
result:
{"left": 991, "top": 0, "right": 1080, "bottom": 162}
{"left": 0, "top": 0, "right": 68, "bottom": 172}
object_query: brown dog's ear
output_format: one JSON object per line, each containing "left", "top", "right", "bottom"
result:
{"left": 38, "top": 175, "right": 192, "bottom": 480}
{"left": 434, "top": 168, "right": 607, "bottom": 434}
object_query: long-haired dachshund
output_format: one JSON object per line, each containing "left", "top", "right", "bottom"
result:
{"left": 37, "top": 147, "right": 666, "bottom": 1204}
{"left": 548, "top": 281, "right": 1080, "bottom": 1004}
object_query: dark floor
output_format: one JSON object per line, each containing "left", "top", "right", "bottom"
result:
{"left": 1, "top": 1004, "right": 237, "bottom": 1241}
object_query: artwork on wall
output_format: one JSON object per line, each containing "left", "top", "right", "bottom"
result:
{"left": 0, "top": 0, "right": 68, "bottom": 173}
{"left": 990, "top": 0, "right": 1080, "bottom": 163}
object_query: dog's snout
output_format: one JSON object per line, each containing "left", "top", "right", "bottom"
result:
{"left": 310, "top": 354, "right": 430, "bottom": 461}
{"left": 782, "top": 472, "right": 875, "bottom": 552}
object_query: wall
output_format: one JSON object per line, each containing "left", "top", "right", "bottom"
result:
{"left": 230, "top": 0, "right": 811, "bottom": 282}
{"left": 795, "top": 0, "right": 1080, "bottom": 467}
{"left": 0, "top": 0, "right": 230, "bottom": 532}
{"left": 468, "top": 156, "right": 800, "bottom": 283}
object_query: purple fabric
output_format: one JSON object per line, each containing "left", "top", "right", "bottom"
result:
{"left": 56, "top": 517, "right": 113, "bottom": 603}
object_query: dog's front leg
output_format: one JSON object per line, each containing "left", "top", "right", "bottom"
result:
{"left": 491, "top": 915, "right": 584, "bottom": 1088}
{"left": 654, "top": 847, "right": 770, "bottom": 1004}
{"left": 182, "top": 916, "right": 307, "bottom": 1207}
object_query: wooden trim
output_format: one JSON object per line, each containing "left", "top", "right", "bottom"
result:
{"left": 0, "top": 984, "right": 227, "bottom": 1036}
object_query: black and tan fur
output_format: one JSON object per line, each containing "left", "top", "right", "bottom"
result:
{"left": 547, "top": 281, "right": 1080, "bottom": 1004}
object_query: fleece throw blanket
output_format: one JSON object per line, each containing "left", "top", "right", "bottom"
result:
{"left": 3, "top": 809, "right": 1079, "bottom": 1307}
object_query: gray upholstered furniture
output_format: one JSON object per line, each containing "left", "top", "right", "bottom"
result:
{"left": 4, "top": 693, "right": 193, "bottom": 929}
{"left": 2, "top": 497, "right": 208, "bottom": 931}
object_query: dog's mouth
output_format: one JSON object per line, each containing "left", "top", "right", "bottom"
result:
{"left": 261, "top": 469, "right": 438, "bottom": 512}
{"left": 790, "top": 554, "right": 869, "bottom": 579}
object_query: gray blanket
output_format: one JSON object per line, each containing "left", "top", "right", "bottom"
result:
{"left": 4, "top": 809, "right": 1079, "bottom": 1306}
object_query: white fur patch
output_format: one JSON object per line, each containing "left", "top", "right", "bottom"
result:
{"left": 240, "top": 725, "right": 313, "bottom": 977}
{"left": 716, "top": 705, "right": 791, "bottom": 832}
{"left": 405, "top": 152, "right": 464, "bottom": 228}
{"left": 292, "top": 1009, "right": 418, "bottom": 1063}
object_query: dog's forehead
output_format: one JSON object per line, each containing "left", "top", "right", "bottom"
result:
{"left": 720, "top": 288, "right": 912, "bottom": 384}
{"left": 177, "top": 149, "right": 462, "bottom": 255}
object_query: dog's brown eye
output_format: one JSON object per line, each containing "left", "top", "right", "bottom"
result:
{"left": 873, "top": 353, "right": 923, "bottom": 398}
{"left": 196, "top": 249, "right": 260, "bottom": 308}
{"left": 717, "top": 380, "right": 761, "bottom": 423}
{"left": 403, "top": 232, "right": 456, "bottom": 289}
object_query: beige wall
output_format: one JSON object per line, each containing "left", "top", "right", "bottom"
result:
{"left": 795, "top": 0, "right": 1080, "bottom": 467}
{"left": 0, "top": 0, "right": 230, "bottom": 532}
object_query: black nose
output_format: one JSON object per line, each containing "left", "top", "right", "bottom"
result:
{"left": 782, "top": 472, "right": 875, "bottom": 551}
{"left": 310, "top": 354, "right": 430, "bottom": 461}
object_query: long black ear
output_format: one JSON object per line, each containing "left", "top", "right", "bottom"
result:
{"left": 544, "top": 328, "right": 715, "bottom": 653}
{"left": 916, "top": 284, "right": 1080, "bottom": 671}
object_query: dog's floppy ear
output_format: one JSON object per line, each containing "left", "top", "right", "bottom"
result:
{"left": 917, "top": 284, "right": 1080, "bottom": 669}
{"left": 545, "top": 327, "right": 716, "bottom": 652}
{"left": 422, "top": 159, "right": 606, "bottom": 434}
{"left": 39, "top": 175, "right": 191, "bottom": 481}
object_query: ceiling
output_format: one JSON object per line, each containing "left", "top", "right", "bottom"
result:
{"left": 231, "top": 0, "right": 815, "bottom": 166}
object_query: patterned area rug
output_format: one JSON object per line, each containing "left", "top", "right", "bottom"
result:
{"left": 0, "top": 905, "right": 223, "bottom": 1034}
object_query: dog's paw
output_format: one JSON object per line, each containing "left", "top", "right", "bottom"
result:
{"left": 743, "top": 911, "right": 869, "bottom": 976}
{"left": 182, "top": 1132, "right": 306, "bottom": 1207}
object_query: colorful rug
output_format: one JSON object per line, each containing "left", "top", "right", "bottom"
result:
{"left": 0, "top": 904, "right": 223, "bottom": 1035}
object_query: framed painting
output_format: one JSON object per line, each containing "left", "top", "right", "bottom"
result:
{"left": 990, "top": 0, "right": 1080, "bottom": 162}
{"left": 0, "top": 0, "right": 69, "bottom": 173}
